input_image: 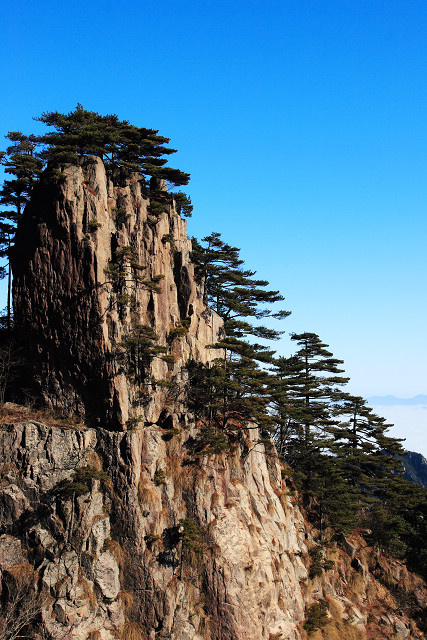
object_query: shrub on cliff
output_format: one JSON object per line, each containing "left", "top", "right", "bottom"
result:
{"left": 60, "top": 465, "right": 109, "bottom": 497}
{"left": 0, "top": 563, "right": 46, "bottom": 640}
{"left": 303, "top": 599, "right": 329, "bottom": 634}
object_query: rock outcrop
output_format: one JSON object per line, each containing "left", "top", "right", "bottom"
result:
{"left": 12, "top": 158, "right": 222, "bottom": 428}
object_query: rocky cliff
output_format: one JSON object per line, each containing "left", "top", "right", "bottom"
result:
{"left": 1, "top": 160, "right": 426, "bottom": 640}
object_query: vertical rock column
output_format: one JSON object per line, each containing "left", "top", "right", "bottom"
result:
{"left": 12, "top": 158, "right": 222, "bottom": 428}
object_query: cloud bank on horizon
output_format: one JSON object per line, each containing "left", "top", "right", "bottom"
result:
{"left": 367, "top": 397, "right": 427, "bottom": 458}
{"left": 368, "top": 395, "right": 427, "bottom": 406}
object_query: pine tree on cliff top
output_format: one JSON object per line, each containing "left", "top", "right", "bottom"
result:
{"left": 34, "top": 104, "right": 190, "bottom": 186}
{"left": 0, "top": 108, "right": 192, "bottom": 327}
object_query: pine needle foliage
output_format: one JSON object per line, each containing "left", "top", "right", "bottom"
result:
{"left": 191, "top": 232, "right": 290, "bottom": 348}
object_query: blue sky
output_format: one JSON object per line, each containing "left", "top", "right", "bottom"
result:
{"left": 1, "top": 1, "right": 426, "bottom": 451}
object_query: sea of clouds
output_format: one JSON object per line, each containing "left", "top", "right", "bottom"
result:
{"left": 368, "top": 396, "right": 427, "bottom": 457}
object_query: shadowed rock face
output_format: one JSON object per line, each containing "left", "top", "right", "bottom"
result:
{"left": 12, "top": 158, "right": 222, "bottom": 429}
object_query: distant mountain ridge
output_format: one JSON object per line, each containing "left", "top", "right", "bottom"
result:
{"left": 403, "top": 451, "right": 427, "bottom": 487}
{"left": 369, "top": 394, "right": 427, "bottom": 406}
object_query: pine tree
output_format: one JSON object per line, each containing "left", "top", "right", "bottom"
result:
{"left": 191, "top": 232, "right": 290, "bottom": 368}
{"left": 269, "top": 354, "right": 305, "bottom": 456}
{"left": 331, "top": 394, "right": 405, "bottom": 496}
{"left": 395, "top": 481, "right": 427, "bottom": 578}
{"left": 186, "top": 233, "right": 290, "bottom": 448}
{"left": 186, "top": 339, "right": 276, "bottom": 456}
{"left": 269, "top": 333, "right": 354, "bottom": 531}
{"left": 275, "top": 332, "right": 349, "bottom": 449}
{"left": 329, "top": 394, "right": 426, "bottom": 555}
{"left": 269, "top": 335, "right": 424, "bottom": 540}
{"left": 192, "top": 232, "right": 289, "bottom": 343}
{"left": 0, "top": 132, "right": 42, "bottom": 330}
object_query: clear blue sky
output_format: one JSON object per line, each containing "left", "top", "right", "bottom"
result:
{"left": 1, "top": 1, "right": 426, "bottom": 448}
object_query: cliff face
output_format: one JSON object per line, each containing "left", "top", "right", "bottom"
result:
{"left": 12, "top": 158, "right": 222, "bottom": 428}
{"left": 3, "top": 161, "right": 426, "bottom": 640}
{"left": 0, "top": 412, "right": 308, "bottom": 640}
